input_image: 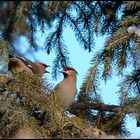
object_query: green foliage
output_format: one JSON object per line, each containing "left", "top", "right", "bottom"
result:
{"left": 0, "top": 1, "right": 123, "bottom": 79}
{"left": 76, "top": 0, "right": 140, "bottom": 137}
{"left": 0, "top": 40, "right": 9, "bottom": 73}
{"left": 0, "top": 1, "right": 140, "bottom": 138}
{"left": 0, "top": 72, "right": 105, "bottom": 139}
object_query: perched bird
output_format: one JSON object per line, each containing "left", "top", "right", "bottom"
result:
{"left": 54, "top": 66, "right": 78, "bottom": 108}
{"left": 8, "top": 54, "right": 49, "bottom": 76}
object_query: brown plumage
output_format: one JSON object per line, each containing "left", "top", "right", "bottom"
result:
{"left": 54, "top": 66, "right": 78, "bottom": 108}
{"left": 8, "top": 54, "right": 49, "bottom": 76}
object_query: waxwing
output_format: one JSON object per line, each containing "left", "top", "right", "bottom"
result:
{"left": 54, "top": 66, "right": 78, "bottom": 108}
{"left": 8, "top": 54, "right": 49, "bottom": 76}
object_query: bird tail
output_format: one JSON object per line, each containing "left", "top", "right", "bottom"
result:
{"left": 8, "top": 54, "right": 14, "bottom": 59}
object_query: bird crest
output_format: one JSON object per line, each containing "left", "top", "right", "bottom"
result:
{"left": 63, "top": 66, "right": 78, "bottom": 74}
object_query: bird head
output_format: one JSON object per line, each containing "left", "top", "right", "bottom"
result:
{"left": 61, "top": 66, "right": 78, "bottom": 78}
{"left": 34, "top": 62, "right": 50, "bottom": 74}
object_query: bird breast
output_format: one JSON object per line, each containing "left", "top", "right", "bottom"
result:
{"left": 55, "top": 78, "right": 77, "bottom": 108}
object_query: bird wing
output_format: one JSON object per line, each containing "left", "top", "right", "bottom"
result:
{"left": 16, "top": 56, "right": 40, "bottom": 74}
{"left": 16, "top": 56, "right": 33, "bottom": 69}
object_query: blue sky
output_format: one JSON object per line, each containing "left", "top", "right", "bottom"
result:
{"left": 15, "top": 27, "right": 140, "bottom": 138}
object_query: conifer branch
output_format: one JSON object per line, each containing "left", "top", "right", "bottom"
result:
{"left": 70, "top": 102, "right": 137, "bottom": 115}
{"left": 70, "top": 103, "right": 121, "bottom": 113}
{"left": 107, "top": 35, "right": 129, "bottom": 50}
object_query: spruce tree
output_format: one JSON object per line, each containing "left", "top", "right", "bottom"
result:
{"left": 0, "top": 1, "right": 139, "bottom": 138}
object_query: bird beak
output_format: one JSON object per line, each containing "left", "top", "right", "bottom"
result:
{"left": 61, "top": 71, "right": 66, "bottom": 75}
{"left": 45, "top": 65, "right": 50, "bottom": 68}
{"left": 45, "top": 70, "right": 50, "bottom": 73}
{"left": 45, "top": 65, "right": 50, "bottom": 73}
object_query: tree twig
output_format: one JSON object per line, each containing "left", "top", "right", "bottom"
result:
{"left": 70, "top": 103, "right": 122, "bottom": 113}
